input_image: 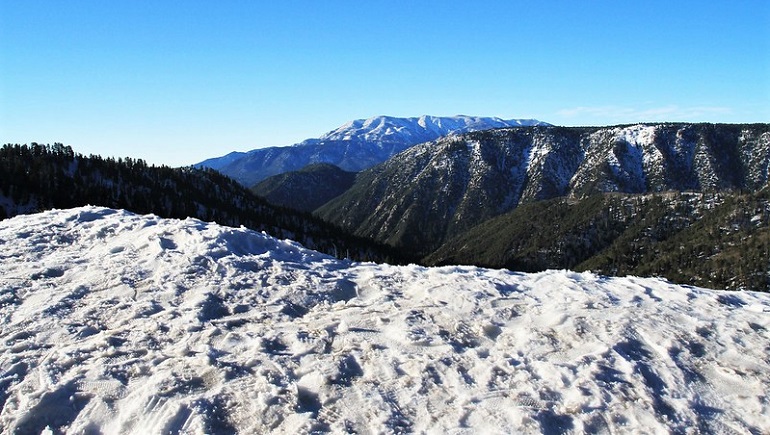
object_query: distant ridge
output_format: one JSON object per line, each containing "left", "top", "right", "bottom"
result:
{"left": 251, "top": 163, "right": 357, "bottom": 212}
{"left": 197, "top": 115, "right": 548, "bottom": 186}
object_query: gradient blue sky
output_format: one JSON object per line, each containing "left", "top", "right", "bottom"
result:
{"left": 2, "top": 1, "right": 769, "bottom": 166}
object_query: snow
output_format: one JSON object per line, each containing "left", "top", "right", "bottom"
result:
{"left": 616, "top": 124, "right": 656, "bottom": 146}
{"left": 319, "top": 115, "right": 546, "bottom": 144}
{"left": 1, "top": 207, "right": 769, "bottom": 434}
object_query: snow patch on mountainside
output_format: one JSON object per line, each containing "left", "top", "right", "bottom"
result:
{"left": 1, "top": 207, "right": 769, "bottom": 434}
{"left": 616, "top": 124, "right": 656, "bottom": 146}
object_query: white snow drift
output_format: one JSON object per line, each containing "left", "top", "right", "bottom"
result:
{"left": 1, "top": 207, "right": 769, "bottom": 434}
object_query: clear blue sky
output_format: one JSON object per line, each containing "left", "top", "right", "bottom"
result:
{"left": 2, "top": 1, "right": 768, "bottom": 166}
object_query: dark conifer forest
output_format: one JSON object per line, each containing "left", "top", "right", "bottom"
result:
{"left": 0, "top": 143, "right": 408, "bottom": 264}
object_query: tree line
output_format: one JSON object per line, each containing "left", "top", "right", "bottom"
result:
{"left": 0, "top": 143, "right": 410, "bottom": 264}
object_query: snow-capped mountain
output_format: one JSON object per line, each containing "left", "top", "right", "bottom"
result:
{"left": 318, "top": 115, "right": 544, "bottom": 144}
{"left": 2, "top": 207, "right": 769, "bottom": 433}
{"left": 197, "top": 115, "right": 548, "bottom": 186}
{"left": 317, "top": 123, "right": 770, "bottom": 255}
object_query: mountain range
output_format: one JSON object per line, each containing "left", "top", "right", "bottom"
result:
{"left": 316, "top": 123, "right": 770, "bottom": 251}
{"left": 197, "top": 115, "right": 548, "bottom": 186}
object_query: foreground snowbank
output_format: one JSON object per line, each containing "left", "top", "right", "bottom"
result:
{"left": 1, "top": 207, "right": 768, "bottom": 434}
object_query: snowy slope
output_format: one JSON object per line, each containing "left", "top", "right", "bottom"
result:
{"left": 197, "top": 115, "right": 548, "bottom": 186}
{"left": 1, "top": 207, "right": 769, "bottom": 434}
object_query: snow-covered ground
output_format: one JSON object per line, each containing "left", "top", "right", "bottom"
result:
{"left": 1, "top": 207, "right": 769, "bottom": 434}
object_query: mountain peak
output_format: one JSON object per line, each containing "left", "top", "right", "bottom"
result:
{"left": 199, "top": 115, "right": 548, "bottom": 186}
{"left": 320, "top": 115, "right": 548, "bottom": 142}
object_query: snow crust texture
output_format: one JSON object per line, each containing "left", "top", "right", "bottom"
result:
{"left": 1, "top": 207, "right": 769, "bottom": 434}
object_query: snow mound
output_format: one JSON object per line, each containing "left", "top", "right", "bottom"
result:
{"left": 1, "top": 207, "right": 769, "bottom": 434}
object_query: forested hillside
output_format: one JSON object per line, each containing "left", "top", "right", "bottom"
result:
{"left": 426, "top": 190, "right": 770, "bottom": 291}
{"left": 250, "top": 163, "right": 356, "bottom": 212}
{"left": 0, "top": 143, "right": 407, "bottom": 263}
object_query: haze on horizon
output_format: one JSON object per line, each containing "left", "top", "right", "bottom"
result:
{"left": 1, "top": 0, "right": 768, "bottom": 167}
